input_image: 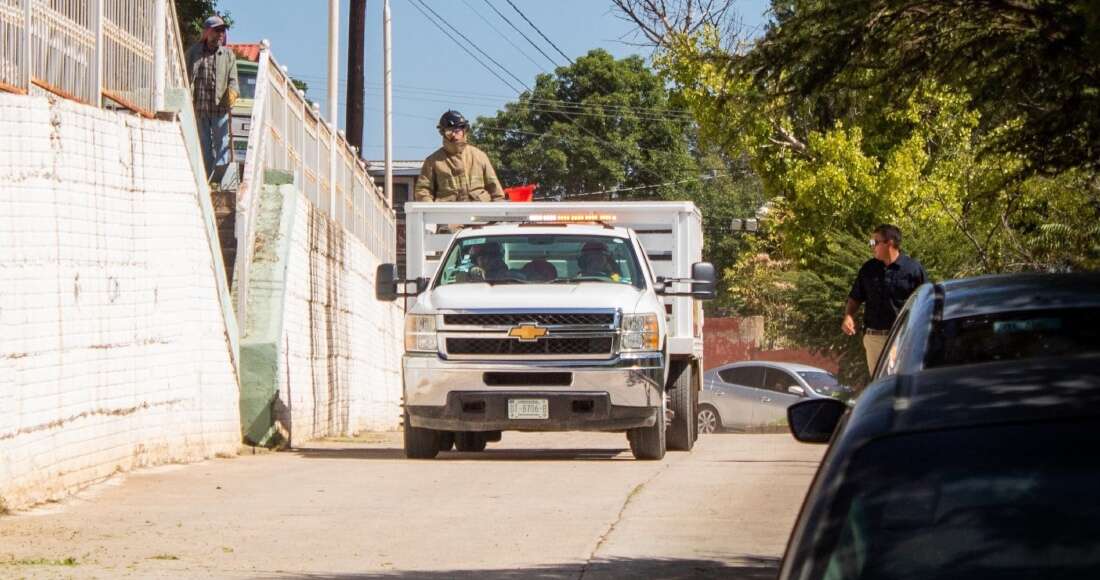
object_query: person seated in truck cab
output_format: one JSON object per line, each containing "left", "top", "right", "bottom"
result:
{"left": 576, "top": 242, "right": 621, "bottom": 281}
{"left": 520, "top": 258, "right": 557, "bottom": 282}
{"left": 468, "top": 242, "right": 515, "bottom": 281}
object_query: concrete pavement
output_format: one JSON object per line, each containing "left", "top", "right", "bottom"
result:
{"left": 0, "top": 432, "right": 823, "bottom": 579}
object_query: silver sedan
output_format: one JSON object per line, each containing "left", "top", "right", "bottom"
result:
{"left": 697, "top": 361, "right": 851, "bottom": 433}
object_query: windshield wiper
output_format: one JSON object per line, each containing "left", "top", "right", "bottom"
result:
{"left": 485, "top": 279, "right": 527, "bottom": 285}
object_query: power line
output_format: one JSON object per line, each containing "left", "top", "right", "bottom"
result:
{"left": 361, "top": 107, "right": 693, "bottom": 157}
{"left": 482, "top": 0, "right": 562, "bottom": 69}
{"left": 559, "top": 173, "right": 726, "bottom": 199}
{"left": 299, "top": 77, "right": 694, "bottom": 119}
{"left": 412, "top": 0, "right": 531, "bottom": 92}
{"left": 503, "top": 0, "right": 574, "bottom": 65}
{"left": 461, "top": 0, "right": 548, "bottom": 74}
{"left": 405, "top": 0, "right": 523, "bottom": 94}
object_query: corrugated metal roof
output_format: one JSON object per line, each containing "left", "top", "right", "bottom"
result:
{"left": 229, "top": 43, "right": 262, "bottom": 62}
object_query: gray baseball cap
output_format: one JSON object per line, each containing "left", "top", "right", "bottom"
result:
{"left": 203, "top": 15, "right": 226, "bottom": 29}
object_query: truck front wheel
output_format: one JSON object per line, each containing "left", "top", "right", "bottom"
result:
{"left": 666, "top": 360, "right": 696, "bottom": 451}
{"left": 403, "top": 411, "right": 440, "bottom": 459}
{"left": 628, "top": 396, "right": 666, "bottom": 460}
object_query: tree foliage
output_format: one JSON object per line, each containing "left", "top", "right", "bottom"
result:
{"left": 174, "top": 0, "right": 231, "bottom": 48}
{"left": 473, "top": 49, "right": 766, "bottom": 312}
{"left": 473, "top": 49, "right": 698, "bottom": 200}
{"left": 615, "top": 0, "right": 1100, "bottom": 384}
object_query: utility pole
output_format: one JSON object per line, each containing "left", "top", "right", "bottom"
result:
{"left": 384, "top": 0, "right": 393, "bottom": 205}
{"left": 347, "top": 0, "right": 366, "bottom": 158}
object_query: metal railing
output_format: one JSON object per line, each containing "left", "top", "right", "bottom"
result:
{"left": 235, "top": 45, "right": 395, "bottom": 326}
{"left": 0, "top": 1, "right": 397, "bottom": 329}
{"left": 0, "top": 0, "right": 185, "bottom": 114}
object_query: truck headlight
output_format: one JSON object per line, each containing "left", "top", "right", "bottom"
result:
{"left": 404, "top": 314, "right": 438, "bottom": 352}
{"left": 621, "top": 313, "right": 660, "bottom": 352}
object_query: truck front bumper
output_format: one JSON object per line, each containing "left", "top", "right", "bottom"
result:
{"left": 403, "top": 353, "right": 665, "bottom": 432}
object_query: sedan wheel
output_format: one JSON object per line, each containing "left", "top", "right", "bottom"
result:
{"left": 697, "top": 406, "right": 720, "bottom": 434}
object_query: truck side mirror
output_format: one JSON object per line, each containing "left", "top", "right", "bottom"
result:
{"left": 376, "top": 264, "right": 429, "bottom": 302}
{"left": 691, "top": 262, "right": 717, "bottom": 300}
{"left": 376, "top": 264, "right": 399, "bottom": 302}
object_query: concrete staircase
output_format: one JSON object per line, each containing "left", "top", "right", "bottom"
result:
{"left": 210, "top": 189, "right": 236, "bottom": 288}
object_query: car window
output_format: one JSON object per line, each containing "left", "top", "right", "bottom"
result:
{"left": 799, "top": 421, "right": 1100, "bottom": 580}
{"left": 763, "top": 368, "right": 799, "bottom": 393}
{"left": 717, "top": 366, "right": 764, "bottom": 388}
{"left": 926, "top": 307, "right": 1100, "bottom": 369}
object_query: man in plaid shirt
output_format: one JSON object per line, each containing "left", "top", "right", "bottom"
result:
{"left": 186, "top": 15, "right": 239, "bottom": 181}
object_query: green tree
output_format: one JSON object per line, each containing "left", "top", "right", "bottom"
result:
{"left": 174, "top": 0, "right": 231, "bottom": 48}
{"left": 473, "top": 49, "right": 764, "bottom": 308}
{"left": 751, "top": 0, "right": 1100, "bottom": 178}
{"left": 614, "top": 1, "right": 1100, "bottom": 383}
{"left": 473, "top": 49, "right": 700, "bottom": 200}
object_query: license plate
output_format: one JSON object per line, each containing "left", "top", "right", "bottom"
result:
{"left": 508, "top": 399, "right": 549, "bottom": 420}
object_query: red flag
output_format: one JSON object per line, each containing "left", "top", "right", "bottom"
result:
{"left": 504, "top": 183, "right": 537, "bottom": 202}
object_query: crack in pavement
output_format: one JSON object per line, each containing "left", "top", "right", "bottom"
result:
{"left": 575, "top": 453, "right": 684, "bottom": 580}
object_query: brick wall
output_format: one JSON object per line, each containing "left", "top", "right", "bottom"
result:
{"left": 0, "top": 95, "right": 241, "bottom": 510}
{"left": 281, "top": 187, "right": 404, "bottom": 440}
{"left": 704, "top": 316, "right": 839, "bottom": 374}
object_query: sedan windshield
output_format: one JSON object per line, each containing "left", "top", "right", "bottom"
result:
{"left": 797, "top": 371, "right": 848, "bottom": 397}
{"left": 799, "top": 421, "right": 1100, "bottom": 580}
{"left": 436, "top": 235, "right": 644, "bottom": 288}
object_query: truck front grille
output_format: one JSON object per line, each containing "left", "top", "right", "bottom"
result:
{"left": 447, "top": 337, "right": 613, "bottom": 356}
{"left": 443, "top": 313, "right": 615, "bottom": 327}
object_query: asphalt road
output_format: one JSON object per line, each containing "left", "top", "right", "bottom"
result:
{"left": 0, "top": 432, "right": 824, "bottom": 579}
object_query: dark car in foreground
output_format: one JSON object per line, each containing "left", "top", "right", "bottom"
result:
{"left": 781, "top": 353, "right": 1100, "bottom": 580}
{"left": 870, "top": 272, "right": 1100, "bottom": 379}
{"left": 778, "top": 271, "right": 1100, "bottom": 579}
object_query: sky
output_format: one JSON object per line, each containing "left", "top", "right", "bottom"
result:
{"left": 217, "top": 0, "right": 770, "bottom": 162}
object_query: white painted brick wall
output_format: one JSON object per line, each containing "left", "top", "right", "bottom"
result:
{"left": 0, "top": 95, "right": 241, "bottom": 510}
{"left": 278, "top": 189, "right": 403, "bottom": 442}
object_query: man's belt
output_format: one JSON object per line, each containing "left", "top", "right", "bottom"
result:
{"left": 864, "top": 328, "right": 891, "bottom": 336}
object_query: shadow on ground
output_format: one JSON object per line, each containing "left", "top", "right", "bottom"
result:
{"left": 261, "top": 556, "right": 780, "bottom": 579}
{"left": 290, "top": 447, "right": 629, "bottom": 462}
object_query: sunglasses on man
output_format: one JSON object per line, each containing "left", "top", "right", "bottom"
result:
{"left": 869, "top": 238, "right": 888, "bottom": 248}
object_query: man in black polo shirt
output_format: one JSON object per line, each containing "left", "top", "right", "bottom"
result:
{"left": 842, "top": 224, "right": 927, "bottom": 374}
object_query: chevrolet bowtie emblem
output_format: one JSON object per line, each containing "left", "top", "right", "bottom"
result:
{"left": 508, "top": 324, "right": 548, "bottom": 342}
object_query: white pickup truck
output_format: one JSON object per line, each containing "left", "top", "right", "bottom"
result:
{"left": 376, "top": 202, "right": 715, "bottom": 460}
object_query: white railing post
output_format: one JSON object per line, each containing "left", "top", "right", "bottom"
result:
{"left": 153, "top": 0, "right": 166, "bottom": 111}
{"left": 328, "top": 0, "right": 339, "bottom": 220}
{"left": 22, "top": 0, "right": 31, "bottom": 93}
{"left": 383, "top": 0, "right": 393, "bottom": 211}
{"left": 91, "top": 0, "right": 103, "bottom": 107}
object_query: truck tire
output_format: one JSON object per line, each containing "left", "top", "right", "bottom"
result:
{"left": 666, "top": 360, "right": 696, "bottom": 451}
{"left": 403, "top": 411, "right": 440, "bottom": 459}
{"left": 484, "top": 430, "right": 502, "bottom": 443}
{"left": 628, "top": 395, "right": 666, "bottom": 460}
{"left": 439, "top": 431, "right": 455, "bottom": 451}
{"left": 455, "top": 431, "right": 488, "bottom": 452}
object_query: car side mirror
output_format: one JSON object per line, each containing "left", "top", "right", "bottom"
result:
{"left": 787, "top": 385, "right": 806, "bottom": 397}
{"left": 787, "top": 398, "right": 847, "bottom": 444}
{"left": 375, "top": 264, "right": 427, "bottom": 302}
{"left": 691, "top": 262, "right": 716, "bottom": 300}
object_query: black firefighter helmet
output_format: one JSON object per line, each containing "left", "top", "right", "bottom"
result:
{"left": 437, "top": 110, "right": 470, "bottom": 133}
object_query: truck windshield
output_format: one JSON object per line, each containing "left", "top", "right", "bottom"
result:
{"left": 436, "top": 235, "right": 644, "bottom": 288}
